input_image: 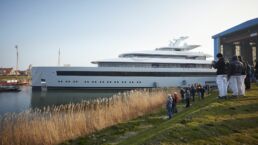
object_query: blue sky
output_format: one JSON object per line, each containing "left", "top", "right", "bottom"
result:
{"left": 0, "top": 0, "right": 258, "bottom": 70}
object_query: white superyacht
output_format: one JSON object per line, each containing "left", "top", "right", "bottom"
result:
{"left": 32, "top": 37, "right": 216, "bottom": 89}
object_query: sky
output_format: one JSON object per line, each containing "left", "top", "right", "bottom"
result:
{"left": 0, "top": 0, "right": 258, "bottom": 70}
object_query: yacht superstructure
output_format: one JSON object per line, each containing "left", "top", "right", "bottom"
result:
{"left": 32, "top": 37, "right": 216, "bottom": 89}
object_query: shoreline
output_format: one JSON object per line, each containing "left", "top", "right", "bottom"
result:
{"left": 0, "top": 87, "right": 177, "bottom": 145}
{"left": 62, "top": 84, "right": 258, "bottom": 145}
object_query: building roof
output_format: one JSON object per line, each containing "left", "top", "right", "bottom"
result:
{"left": 212, "top": 18, "right": 258, "bottom": 39}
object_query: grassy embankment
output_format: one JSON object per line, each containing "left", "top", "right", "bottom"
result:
{"left": 63, "top": 84, "right": 258, "bottom": 145}
{"left": 0, "top": 88, "right": 176, "bottom": 145}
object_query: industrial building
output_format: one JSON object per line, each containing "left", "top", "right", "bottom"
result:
{"left": 212, "top": 18, "right": 258, "bottom": 66}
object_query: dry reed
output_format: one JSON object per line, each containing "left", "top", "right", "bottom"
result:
{"left": 0, "top": 88, "right": 177, "bottom": 145}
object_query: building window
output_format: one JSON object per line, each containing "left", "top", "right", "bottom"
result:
{"left": 235, "top": 45, "right": 241, "bottom": 56}
{"left": 220, "top": 45, "right": 223, "bottom": 54}
{"left": 252, "top": 46, "right": 256, "bottom": 65}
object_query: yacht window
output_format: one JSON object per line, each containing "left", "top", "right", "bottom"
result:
{"left": 152, "top": 64, "right": 159, "bottom": 68}
{"left": 57, "top": 71, "right": 215, "bottom": 77}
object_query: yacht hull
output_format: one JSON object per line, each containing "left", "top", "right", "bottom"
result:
{"left": 32, "top": 67, "right": 216, "bottom": 89}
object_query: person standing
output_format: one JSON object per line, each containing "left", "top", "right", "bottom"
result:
{"left": 250, "top": 65, "right": 255, "bottom": 83}
{"left": 245, "top": 63, "right": 251, "bottom": 89}
{"left": 180, "top": 88, "right": 185, "bottom": 102}
{"left": 200, "top": 86, "right": 205, "bottom": 99}
{"left": 185, "top": 89, "right": 191, "bottom": 108}
{"left": 255, "top": 60, "right": 258, "bottom": 80}
{"left": 166, "top": 94, "right": 173, "bottom": 119}
{"left": 196, "top": 84, "right": 202, "bottom": 100}
{"left": 172, "top": 92, "right": 178, "bottom": 113}
{"left": 205, "top": 84, "right": 210, "bottom": 95}
{"left": 228, "top": 56, "right": 243, "bottom": 97}
{"left": 238, "top": 56, "right": 247, "bottom": 95}
{"left": 190, "top": 85, "right": 196, "bottom": 102}
{"left": 212, "top": 53, "right": 228, "bottom": 99}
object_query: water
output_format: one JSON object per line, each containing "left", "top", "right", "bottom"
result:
{"left": 0, "top": 86, "right": 128, "bottom": 116}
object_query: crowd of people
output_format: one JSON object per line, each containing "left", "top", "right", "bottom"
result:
{"left": 166, "top": 53, "right": 258, "bottom": 119}
{"left": 166, "top": 83, "right": 210, "bottom": 119}
{"left": 212, "top": 53, "right": 256, "bottom": 99}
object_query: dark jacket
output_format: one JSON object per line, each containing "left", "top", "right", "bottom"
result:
{"left": 255, "top": 62, "right": 258, "bottom": 71}
{"left": 229, "top": 60, "right": 243, "bottom": 76}
{"left": 213, "top": 58, "right": 227, "bottom": 75}
{"left": 255, "top": 62, "right": 258, "bottom": 75}
{"left": 239, "top": 60, "right": 247, "bottom": 75}
{"left": 185, "top": 90, "right": 191, "bottom": 99}
{"left": 190, "top": 86, "right": 196, "bottom": 95}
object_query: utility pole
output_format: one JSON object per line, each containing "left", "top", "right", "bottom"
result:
{"left": 15, "top": 45, "right": 19, "bottom": 72}
{"left": 58, "top": 48, "right": 61, "bottom": 66}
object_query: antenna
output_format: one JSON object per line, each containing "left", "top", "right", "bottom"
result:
{"left": 15, "top": 45, "right": 19, "bottom": 71}
{"left": 58, "top": 48, "right": 61, "bottom": 66}
{"left": 171, "top": 36, "right": 189, "bottom": 47}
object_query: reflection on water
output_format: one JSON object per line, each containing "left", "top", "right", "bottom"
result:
{"left": 0, "top": 86, "right": 129, "bottom": 116}
{"left": 0, "top": 86, "right": 31, "bottom": 116}
{"left": 31, "top": 89, "right": 125, "bottom": 108}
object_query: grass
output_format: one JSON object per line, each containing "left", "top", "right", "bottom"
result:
{"left": 0, "top": 88, "right": 177, "bottom": 145}
{"left": 63, "top": 84, "right": 258, "bottom": 145}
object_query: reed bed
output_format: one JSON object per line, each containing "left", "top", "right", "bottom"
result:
{"left": 0, "top": 88, "right": 177, "bottom": 145}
